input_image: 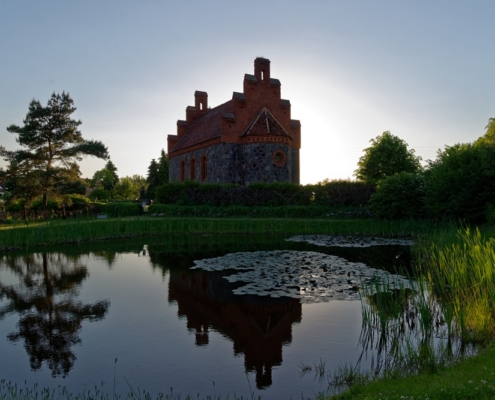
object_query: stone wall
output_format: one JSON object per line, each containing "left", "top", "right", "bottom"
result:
{"left": 169, "top": 142, "right": 299, "bottom": 185}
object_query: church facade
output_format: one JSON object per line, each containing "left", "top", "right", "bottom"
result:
{"left": 167, "top": 57, "right": 301, "bottom": 185}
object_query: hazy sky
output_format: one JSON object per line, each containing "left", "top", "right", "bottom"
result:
{"left": 1, "top": 1, "right": 494, "bottom": 184}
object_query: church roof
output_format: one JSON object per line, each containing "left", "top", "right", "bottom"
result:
{"left": 242, "top": 108, "right": 292, "bottom": 138}
{"left": 171, "top": 100, "right": 233, "bottom": 152}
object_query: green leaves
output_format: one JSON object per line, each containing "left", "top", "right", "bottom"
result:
{"left": 355, "top": 131, "right": 422, "bottom": 186}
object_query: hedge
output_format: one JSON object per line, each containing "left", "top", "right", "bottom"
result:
{"left": 154, "top": 181, "right": 373, "bottom": 207}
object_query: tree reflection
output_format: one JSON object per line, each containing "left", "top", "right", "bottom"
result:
{"left": 0, "top": 252, "right": 109, "bottom": 377}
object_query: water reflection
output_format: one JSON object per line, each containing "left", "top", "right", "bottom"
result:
{"left": 0, "top": 236, "right": 414, "bottom": 397}
{"left": 167, "top": 267, "right": 302, "bottom": 388}
{"left": 0, "top": 252, "right": 110, "bottom": 377}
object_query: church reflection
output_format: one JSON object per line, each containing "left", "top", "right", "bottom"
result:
{"left": 167, "top": 267, "right": 302, "bottom": 389}
{"left": 0, "top": 252, "right": 110, "bottom": 377}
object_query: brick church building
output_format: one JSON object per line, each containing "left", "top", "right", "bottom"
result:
{"left": 167, "top": 57, "right": 301, "bottom": 185}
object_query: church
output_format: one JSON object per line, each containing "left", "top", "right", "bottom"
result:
{"left": 167, "top": 57, "right": 301, "bottom": 185}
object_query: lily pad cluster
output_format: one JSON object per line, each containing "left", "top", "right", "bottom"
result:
{"left": 286, "top": 235, "right": 413, "bottom": 248}
{"left": 191, "top": 251, "right": 411, "bottom": 303}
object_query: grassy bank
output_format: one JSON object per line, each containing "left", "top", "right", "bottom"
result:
{"left": 0, "top": 216, "right": 445, "bottom": 251}
{"left": 328, "top": 344, "right": 495, "bottom": 399}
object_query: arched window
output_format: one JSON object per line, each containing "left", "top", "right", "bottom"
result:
{"left": 180, "top": 159, "right": 185, "bottom": 182}
{"left": 201, "top": 154, "right": 208, "bottom": 181}
{"left": 190, "top": 158, "right": 196, "bottom": 181}
{"left": 261, "top": 70, "right": 264, "bottom": 81}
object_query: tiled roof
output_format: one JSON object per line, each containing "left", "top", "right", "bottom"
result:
{"left": 242, "top": 108, "right": 291, "bottom": 138}
{"left": 171, "top": 100, "right": 233, "bottom": 152}
{"left": 244, "top": 74, "right": 257, "bottom": 82}
{"left": 280, "top": 99, "right": 291, "bottom": 107}
{"left": 270, "top": 78, "right": 281, "bottom": 86}
{"left": 233, "top": 92, "right": 246, "bottom": 100}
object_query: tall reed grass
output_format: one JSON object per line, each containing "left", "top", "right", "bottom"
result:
{"left": 419, "top": 227, "right": 495, "bottom": 341}
{"left": 0, "top": 216, "right": 447, "bottom": 251}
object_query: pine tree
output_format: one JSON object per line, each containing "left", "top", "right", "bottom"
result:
{"left": 0, "top": 92, "right": 108, "bottom": 209}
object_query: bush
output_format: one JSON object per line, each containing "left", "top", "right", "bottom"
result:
{"left": 486, "top": 204, "right": 495, "bottom": 225}
{"left": 100, "top": 202, "right": 140, "bottom": 217}
{"left": 368, "top": 172, "right": 426, "bottom": 219}
{"left": 89, "top": 189, "right": 111, "bottom": 202}
{"left": 154, "top": 181, "right": 372, "bottom": 207}
{"left": 424, "top": 143, "right": 495, "bottom": 222}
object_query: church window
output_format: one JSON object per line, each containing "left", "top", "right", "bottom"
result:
{"left": 190, "top": 158, "right": 196, "bottom": 180}
{"left": 180, "top": 159, "right": 185, "bottom": 182}
{"left": 201, "top": 154, "right": 208, "bottom": 181}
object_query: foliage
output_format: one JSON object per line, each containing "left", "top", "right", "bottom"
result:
{"left": 158, "top": 149, "right": 169, "bottom": 185}
{"left": 112, "top": 175, "right": 145, "bottom": 200}
{"left": 100, "top": 202, "right": 140, "bottom": 217}
{"left": 88, "top": 189, "right": 111, "bottom": 202}
{"left": 424, "top": 133, "right": 495, "bottom": 222}
{"left": 154, "top": 181, "right": 373, "bottom": 207}
{"left": 146, "top": 159, "right": 160, "bottom": 200}
{"left": 368, "top": 172, "right": 426, "bottom": 219}
{"left": 148, "top": 204, "right": 369, "bottom": 219}
{"left": 91, "top": 168, "right": 117, "bottom": 192}
{"left": 105, "top": 160, "right": 119, "bottom": 185}
{"left": 146, "top": 150, "right": 169, "bottom": 200}
{"left": 354, "top": 131, "right": 422, "bottom": 185}
{"left": 0, "top": 92, "right": 108, "bottom": 209}
{"left": 486, "top": 203, "right": 495, "bottom": 225}
{"left": 310, "top": 180, "right": 374, "bottom": 207}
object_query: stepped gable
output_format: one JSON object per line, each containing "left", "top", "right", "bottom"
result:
{"left": 166, "top": 57, "right": 301, "bottom": 185}
{"left": 171, "top": 100, "right": 233, "bottom": 152}
{"left": 242, "top": 108, "right": 292, "bottom": 138}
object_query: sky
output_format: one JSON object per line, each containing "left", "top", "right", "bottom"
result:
{"left": 1, "top": 0, "right": 494, "bottom": 185}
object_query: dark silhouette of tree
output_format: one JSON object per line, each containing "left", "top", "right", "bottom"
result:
{"left": 146, "top": 159, "right": 160, "bottom": 199}
{"left": 0, "top": 252, "right": 109, "bottom": 377}
{"left": 158, "top": 150, "right": 169, "bottom": 185}
{"left": 0, "top": 92, "right": 109, "bottom": 209}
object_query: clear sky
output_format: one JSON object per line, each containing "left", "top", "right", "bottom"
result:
{"left": 1, "top": 1, "right": 494, "bottom": 185}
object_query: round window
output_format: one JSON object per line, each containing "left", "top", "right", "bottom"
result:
{"left": 273, "top": 151, "right": 286, "bottom": 167}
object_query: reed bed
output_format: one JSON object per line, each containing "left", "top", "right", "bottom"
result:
{"left": 0, "top": 216, "right": 445, "bottom": 251}
{"left": 419, "top": 227, "right": 495, "bottom": 341}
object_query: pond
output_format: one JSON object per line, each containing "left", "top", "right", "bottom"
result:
{"left": 0, "top": 234, "right": 416, "bottom": 399}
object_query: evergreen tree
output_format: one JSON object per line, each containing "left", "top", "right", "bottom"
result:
{"left": 0, "top": 92, "right": 108, "bottom": 209}
{"left": 105, "top": 160, "right": 119, "bottom": 187}
{"left": 157, "top": 149, "right": 169, "bottom": 185}
{"left": 146, "top": 159, "right": 160, "bottom": 199}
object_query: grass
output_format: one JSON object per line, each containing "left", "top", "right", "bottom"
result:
{"left": 0, "top": 216, "right": 448, "bottom": 251}
{"left": 327, "top": 344, "right": 495, "bottom": 399}
{"left": 0, "top": 380, "right": 263, "bottom": 400}
{"left": 327, "top": 224, "right": 495, "bottom": 399}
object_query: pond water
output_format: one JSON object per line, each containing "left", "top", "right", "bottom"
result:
{"left": 0, "top": 235, "right": 413, "bottom": 399}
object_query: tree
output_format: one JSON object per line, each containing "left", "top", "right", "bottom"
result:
{"left": 112, "top": 175, "right": 145, "bottom": 200}
{"left": 424, "top": 119, "right": 495, "bottom": 221}
{"left": 105, "top": 160, "right": 119, "bottom": 188}
{"left": 354, "top": 131, "right": 422, "bottom": 185}
{"left": 0, "top": 92, "right": 109, "bottom": 209}
{"left": 157, "top": 149, "right": 169, "bottom": 185}
{"left": 146, "top": 159, "right": 160, "bottom": 199}
{"left": 91, "top": 168, "right": 116, "bottom": 192}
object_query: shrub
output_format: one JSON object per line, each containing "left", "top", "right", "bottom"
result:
{"left": 100, "top": 202, "right": 140, "bottom": 217}
{"left": 424, "top": 143, "right": 495, "bottom": 222}
{"left": 368, "top": 172, "right": 426, "bottom": 219}
{"left": 154, "top": 181, "right": 371, "bottom": 207}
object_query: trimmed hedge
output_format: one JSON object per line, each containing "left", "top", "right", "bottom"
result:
{"left": 147, "top": 204, "right": 371, "bottom": 219}
{"left": 154, "top": 181, "right": 373, "bottom": 207}
{"left": 100, "top": 202, "right": 141, "bottom": 217}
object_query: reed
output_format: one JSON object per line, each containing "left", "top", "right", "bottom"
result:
{"left": 0, "top": 216, "right": 447, "bottom": 251}
{"left": 418, "top": 227, "right": 495, "bottom": 341}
